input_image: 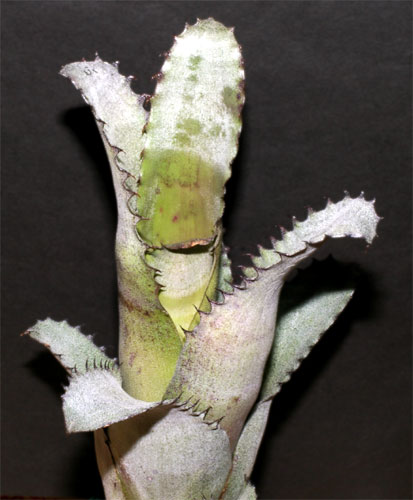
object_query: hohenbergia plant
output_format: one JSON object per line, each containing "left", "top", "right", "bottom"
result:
{"left": 25, "top": 19, "right": 380, "bottom": 500}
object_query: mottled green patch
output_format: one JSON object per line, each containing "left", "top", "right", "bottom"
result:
{"left": 173, "top": 132, "right": 191, "bottom": 147}
{"left": 209, "top": 124, "right": 223, "bottom": 137}
{"left": 188, "top": 74, "right": 198, "bottom": 83}
{"left": 137, "top": 150, "right": 225, "bottom": 248}
{"left": 222, "top": 86, "right": 241, "bottom": 116}
{"left": 188, "top": 55, "right": 202, "bottom": 71}
{"left": 177, "top": 118, "right": 202, "bottom": 136}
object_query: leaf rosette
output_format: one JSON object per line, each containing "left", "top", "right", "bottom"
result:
{"left": 26, "top": 18, "right": 380, "bottom": 500}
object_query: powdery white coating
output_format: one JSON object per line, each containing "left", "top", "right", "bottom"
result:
{"left": 25, "top": 318, "right": 118, "bottom": 377}
{"left": 149, "top": 249, "right": 215, "bottom": 301}
{"left": 260, "top": 287, "right": 354, "bottom": 400}
{"left": 62, "top": 370, "right": 162, "bottom": 433}
{"left": 60, "top": 56, "right": 185, "bottom": 399}
{"left": 146, "top": 18, "right": 244, "bottom": 170}
{"left": 165, "top": 195, "right": 379, "bottom": 449}
{"left": 236, "top": 482, "right": 257, "bottom": 500}
{"left": 60, "top": 57, "right": 147, "bottom": 179}
{"left": 274, "top": 194, "right": 380, "bottom": 254}
{"left": 106, "top": 408, "right": 232, "bottom": 500}
{"left": 223, "top": 286, "right": 354, "bottom": 499}
{"left": 165, "top": 250, "right": 308, "bottom": 450}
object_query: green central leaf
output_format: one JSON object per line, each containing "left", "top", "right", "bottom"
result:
{"left": 136, "top": 18, "right": 244, "bottom": 249}
{"left": 138, "top": 150, "right": 226, "bottom": 249}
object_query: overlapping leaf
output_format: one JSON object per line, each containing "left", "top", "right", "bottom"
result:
{"left": 104, "top": 408, "right": 232, "bottom": 500}
{"left": 60, "top": 19, "right": 245, "bottom": 399}
{"left": 165, "top": 195, "right": 380, "bottom": 449}
{"left": 138, "top": 18, "right": 244, "bottom": 334}
{"left": 60, "top": 57, "right": 182, "bottom": 400}
{"left": 61, "top": 366, "right": 232, "bottom": 499}
{"left": 223, "top": 272, "right": 354, "bottom": 499}
{"left": 63, "top": 369, "right": 163, "bottom": 433}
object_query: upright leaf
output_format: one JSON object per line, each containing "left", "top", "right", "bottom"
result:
{"left": 138, "top": 18, "right": 244, "bottom": 335}
{"left": 223, "top": 273, "right": 354, "bottom": 499}
{"left": 61, "top": 19, "right": 245, "bottom": 396}
{"left": 136, "top": 18, "right": 244, "bottom": 249}
{"left": 60, "top": 59, "right": 182, "bottom": 401}
{"left": 105, "top": 408, "right": 232, "bottom": 500}
{"left": 260, "top": 284, "right": 354, "bottom": 400}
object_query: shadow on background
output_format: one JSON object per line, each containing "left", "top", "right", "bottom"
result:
{"left": 60, "top": 106, "right": 117, "bottom": 227}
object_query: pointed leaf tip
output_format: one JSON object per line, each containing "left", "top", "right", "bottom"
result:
{"left": 60, "top": 57, "right": 147, "bottom": 180}
{"left": 25, "top": 318, "right": 118, "bottom": 377}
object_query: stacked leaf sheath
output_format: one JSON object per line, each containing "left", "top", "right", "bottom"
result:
{"left": 59, "top": 19, "right": 244, "bottom": 402}
{"left": 25, "top": 18, "right": 380, "bottom": 500}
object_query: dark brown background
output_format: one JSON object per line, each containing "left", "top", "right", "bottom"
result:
{"left": 2, "top": 1, "right": 411, "bottom": 498}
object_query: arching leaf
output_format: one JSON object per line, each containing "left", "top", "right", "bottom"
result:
{"left": 165, "top": 195, "right": 380, "bottom": 448}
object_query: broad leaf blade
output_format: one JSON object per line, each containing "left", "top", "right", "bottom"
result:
{"left": 224, "top": 271, "right": 354, "bottom": 498}
{"left": 137, "top": 18, "right": 243, "bottom": 337}
{"left": 24, "top": 318, "right": 117, "bottom": 376}
{"left": 260, "top": 285, "right": 354, "bottom": 401}
{"left": 106, "top": 408, "right": 232, "bottom": 500}
{"left": 165, "top": 195, "right": 379, "bottom": 448}
{"left": 137, "top": 18, "right": 244, "bottom": 249}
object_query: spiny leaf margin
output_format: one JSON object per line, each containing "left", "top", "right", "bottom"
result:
{"left": 24, "top": 318, "right": 118, "bottom": 378}
{"left": 164, "top": 194, "right": 379, "bottom": 449}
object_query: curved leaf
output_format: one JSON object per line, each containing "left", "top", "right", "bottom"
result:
{"left": 224, "top": 273, "right": 354, "bottom": 498}
{"left": 105, "top": 408, "right": 232, "bottom": 500}
{"left": 24, "top": 318, "right": 117, "bottom": 377}
{"left": 260, "top": 285, "right": 354, "bottom": 401}
{"left": 62, "top": 370, "right": 164, "bottom": 433}
{"left": 60, "top": 57, "right": 183, "bottom": 401}
{"left": 165, "top": 195, "right": 379, "bottom": 448}
{"left": 60, "top": 56, "right": 147, "bottom": 180}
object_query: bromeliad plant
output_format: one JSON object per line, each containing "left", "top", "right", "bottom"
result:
{"left": 25, "top": 19, "right": 380, "bottom": 500}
